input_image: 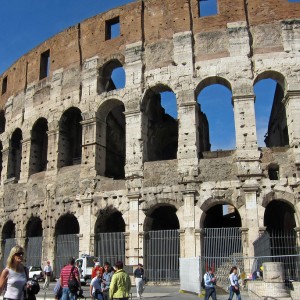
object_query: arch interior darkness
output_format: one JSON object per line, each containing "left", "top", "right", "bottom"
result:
{"left": 55, "top": 214, "right": 80, "bottom": 235}
{"left": 95, "top": 211, "right": 125, "bottom": 233}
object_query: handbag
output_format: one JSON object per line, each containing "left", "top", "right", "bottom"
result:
{"left": 68, "top": 267, "right": 79, "bottom": 294}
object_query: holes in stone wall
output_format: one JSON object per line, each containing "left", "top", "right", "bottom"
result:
{"left": 30, "top": 118, "right": 48, "bottom": 175}
{"left": 268, "top": 163, "right": 279, "bottom": 180}
{"left": 39, "top": 50, "right": 50, "bottom": 80}
{"left": 105, "top": 17, "right": 120, "bottom": 40}
{"left": 98, "top": 60, "right": 125, "bottom": 93}
{"left": 1, "top": 76, "right": 7, "bottom": 95}
{"left": 58, "top": 107, "right": 82, "bottom": 168}
{"left": 198, "top": 0, "right": 218, "bottom": 17}
{"left": 254, "top": 76, "right": 289, "bottom": 147}
{"left": 141, "top": 86, "right": 178, "bottom": 162}
{"left": 197, "top": 83, "right": 235, "bottom": 152}
{"left": 8, "top": 128, "right": 22, "bottom": 180}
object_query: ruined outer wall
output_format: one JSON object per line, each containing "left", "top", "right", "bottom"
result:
{"left": 0, "top": 0, "right": 299, "bottom": 270}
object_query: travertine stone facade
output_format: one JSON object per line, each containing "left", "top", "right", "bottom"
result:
{"left": 0, "top": 0, "right": 300, "bottom": 271}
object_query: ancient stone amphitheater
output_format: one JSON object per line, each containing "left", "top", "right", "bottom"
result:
{"left": 0, "top": 0, "right": 299, "bottom": 281}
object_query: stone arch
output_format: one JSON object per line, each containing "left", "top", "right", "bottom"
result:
{"left": 254, "top": 71, "right": 288, "bottom": 147}
{"left": 2, "top": 220, "right": 15, "bottom": 239}
{"left": 143, "top": 203, "right": 180, "bottom": 232}
{"left": 26, "top": 216, "right": 43, "bottom": 237}
{"left": 196, "top": 76, "right": 235, "bottom": 152}
{"left": 96, "top": 99, "right": 125, "bottom": 179}
{"left": 29, "top": 117, "right": 48, "bottom": 175}
{"left": 98, "top": 58, "right": 126, "bottom": 93}
{"left": 7, "top": 128, "right": 22, "bottom": 180}
{"left": 200, "top": 199, "right": 242, "bottom": 229}
{"left": 57, "top": 107, "right": 82, "bottom": 168}
{"left": 94, "top": 207, "right": 125, "bottom": 233}
{"left": 141, "top": 84, "right": 178, "bottom": 162}
{"left": 261, "top": 190, "right": 295, "bottom": 209}
{"left": 1, "top": 220, "right": 16, "bottom": 268}
{"left": 54, "top": 213, "right": 80, "bottom": 236}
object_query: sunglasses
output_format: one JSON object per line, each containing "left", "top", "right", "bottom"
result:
{"left": 15, "top": 252, "right": 24, "bottom": 257}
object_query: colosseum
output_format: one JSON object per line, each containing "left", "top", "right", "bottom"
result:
{"left": 0, "top": 0, "right": 299, "bottom": 282}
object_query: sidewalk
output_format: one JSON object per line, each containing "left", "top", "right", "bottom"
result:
{"left": 36, "top": 284, "right": 250, "bottom": 300}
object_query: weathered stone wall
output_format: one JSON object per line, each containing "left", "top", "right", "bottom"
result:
{"left": 0, "top": 0, "right": 299, "bottom": 270}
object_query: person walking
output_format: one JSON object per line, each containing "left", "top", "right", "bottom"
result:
{"left": 60, "top": 257, "right": 81, "bottom": 300}
{"left": 43, "top": 260, "right": 52, "bottom": 289}
{"left": 228, "top": 266, "right": 241, "bottom": 300}
{"left": 90, "top": 270, "right": 103, "bottom": 300}
{"left": 102, "top": 262, "right": 113, "bottom": 300}
{"left": 0, "top": 245, "right": 27, "bottom": 299}
{"left": 109, "top": 261, "right": 131, "bottom": 300}
{"left": 133, "top": 263, "right": 145, "bottom": 299}
{"left": 203, "top": 267, "right": 217, "bottom": 300}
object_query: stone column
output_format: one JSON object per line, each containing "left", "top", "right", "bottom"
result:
{"left": 19, "top": 137, "right": 31, "bottom": 183}
{"left": 294, "top": 227, "right": 300, "bottom": 253}
{"left": 126, "top": 192, "right": 142, "bottom": 266}
{"left": 79, "top": 197, "right": 93, "bottom": 256}
{"left": 181, "top": 190, "right": 197, "bottom": 257}
{"left": 1, "top": 146, "right": 9, "bottom": 183}
{"left": 124, "top": 111, "right": 143, "bottom": 179}
{"left": 242, "top": 181, "right": 260, "bottom": 259}
{"left": 81, "top": 114, "right": 97, "bottom": 177}
{"left": 283, "top": 90, "right": 300, "bottom": 164}
{"left": 232, "top": 95, "right": 261, "bottom": 178}
{"left": 177, "top": 99, "right": 199, "bottom": 180}
{"left": 46, "top": 129, "right": 59, "bottom": 174}
{"left": 195, "top": 229, "right": 201, "bottom": 257}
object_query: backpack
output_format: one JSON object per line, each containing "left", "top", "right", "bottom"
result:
{"left": 201, "top": 274, "right": 207, "bottom": 289}
{"left": 68, "top": 267, "right": 79, "bottom": 294}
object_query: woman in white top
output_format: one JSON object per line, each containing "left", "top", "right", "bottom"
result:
{"left": 228, "top": 266, "right": 241, "bottom": 300}
{"left": 0, "top": 245, "right": 27, "bottom": 300}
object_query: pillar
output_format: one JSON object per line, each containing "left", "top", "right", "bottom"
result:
{"left": 1, "top": 146, "right": 9, "bottom": 183}
{"left": 79, "top": 197, "right": 93, "bottom": 256}
{"left": 81, "top": 114, "right": 97, "bottom": 177}
{"left": 46, "top": 128, "right": 59, "bottom": 174}
{"left": 19, "top": 137, "right": 31, "bottom": 183}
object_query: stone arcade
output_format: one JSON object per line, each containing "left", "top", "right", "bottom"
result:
{"left": 0, "top": 0, "right": 299, "bottom": 281}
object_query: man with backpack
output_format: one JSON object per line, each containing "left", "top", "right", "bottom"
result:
{"left": 203, "top": 267, "right": 217, "bottom": 300}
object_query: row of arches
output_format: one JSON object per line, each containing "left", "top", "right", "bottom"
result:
{"left": 1, "top": 72, "right": 291, "bottom": 180}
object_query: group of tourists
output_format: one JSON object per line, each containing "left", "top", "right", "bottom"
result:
{"left": 203, "top": 266, "right": 242, "bottom": 300}
{"left": 0, "top": 245, "right": 146, "bottom": 300}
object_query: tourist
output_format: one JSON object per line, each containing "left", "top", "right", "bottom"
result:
{"left": 60, "top": 257, "right": 81, "bottom": 300}
{"left": 133, "top": 263, "right": 145, "bottom": 299}
{"left": 109, "top": 261, "right": 131, "bottom": 300}
{"left": 90, "top": 270, "right": 103, "bottom": 300}
{"left": 43, "top": 260, "right": 52, "bottom": 289}
{"left": 203, "top": 267, "right": 217, "bottom": 300}
{"left": 102, "top": 262, "right": 114, "bottom": 300}
{"left": 0, "top": 245, "right": 27, "bottom": 299}
{"left": 228, "top": 266, "right": 241, "bottom": 300}
{"left": 92, "top": 262, "right": 104, "bottom": 279}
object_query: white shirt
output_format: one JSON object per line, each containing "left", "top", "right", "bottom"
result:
{"left": 90, "top": 277, "right": 102, "bottom": 294}
{"left": 44, "top": 264, "right": 52, "bottom": 273}
{"left": 4, "top": 268, "right": 27, "bottom": 300}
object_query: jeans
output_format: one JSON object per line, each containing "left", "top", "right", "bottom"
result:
{"left": 61, "top": 287, "right": 77, "bottom": 300}
{"left": 103, "top": 290, "right": 109, "bottom": 300}
{"left": 228, "top": 286, "right": 241, "bottom": 300}
{"left": 204, "top": 287, "right": 217, "bottom": 300}
{"left": 135, "top": 277, "right": 145, "bottom": 297}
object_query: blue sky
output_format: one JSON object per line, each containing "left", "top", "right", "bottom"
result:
{"left": 0, "top": 0, "right": 277, "bottom": 150}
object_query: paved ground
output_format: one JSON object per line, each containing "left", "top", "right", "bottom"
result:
{"left": 36, "top": 283, "right": 250, "bottom": 299}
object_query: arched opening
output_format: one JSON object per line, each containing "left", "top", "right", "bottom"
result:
{"left": 94, "top": 209, "right": 125, "bottom": 265}
{"left": 58, "top": 107, "right": 82, "bottom": 168}
{"left": 96, "top": 100, "right": 126, "bottom": 179}
{"left": 30, "top": 118, "right": 48, "bottom": 175}
{"left": 254, "top": 74, "right": 289, "bottom": 147}
{"left": 98, "top": 60, "right": 126, "bottom": 93}
{"left": 54, "top": 214, "right": 79, "bottom": 277}
{"left": 0, "top": 110, "right": 6, "bottom": 134}
{"left": 1, "top": 220, "right": 16, "bottom": 268}
{"left": 144, "top": 205, "right": 180, "bottom": 282}
{"left": 256, "top": 200, "right": 298, "bottom": 280}
{"left": 197, "top": 81, "right": 235, "bottom": 154}
{"left": 201, "top": 203, "right": 242, "bottom": 283}
{"left": 8, "top": 128, "right": 22, "bottom": 180}
{"left": 141, "top": 86, "right": 178, "bottom": 162}
{"left": 268, "top": 163, "right": 279, "bottom": 180}
{"left": 25, "top": 217, "right": 43, "bottom": 266}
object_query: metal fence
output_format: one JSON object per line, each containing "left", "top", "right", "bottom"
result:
{"left": 2, "top": 238, "right": 16, "bottom": 268}
{"left": 144, "top": 230, "right": 180, "bottom": 282}
{"left": 26, "top": 236, "right": 42, "bottom": 267}
{"left": 94, "top": 232, "right": 125, "bottom": 265}
{"left": 54, "top": 234, "right": 79, "bottom": 278}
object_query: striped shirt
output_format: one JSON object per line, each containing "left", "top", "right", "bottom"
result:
{"left": 60, "top": 265, "right": 79, "bottom": 288}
